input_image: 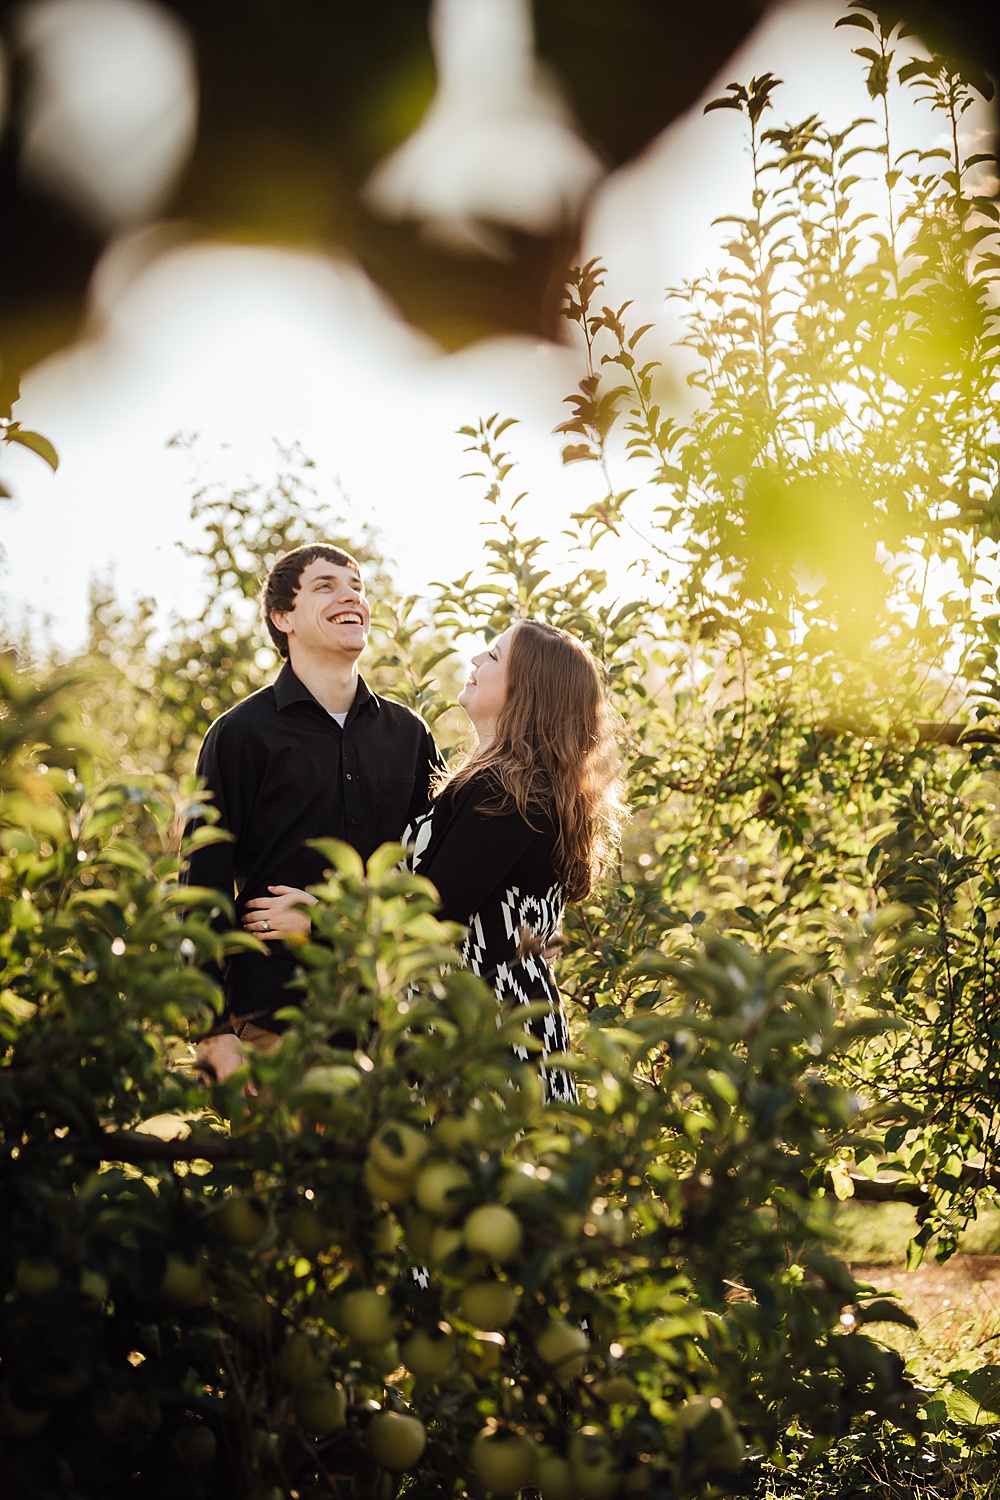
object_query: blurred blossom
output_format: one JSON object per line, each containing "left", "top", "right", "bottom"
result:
{"left": 15, "top": 0, "right": 197, "bottom": 232}
{"left": 364, "top": 0, "right": 603, "bottom": 258}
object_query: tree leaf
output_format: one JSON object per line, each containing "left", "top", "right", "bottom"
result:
{"left": 5, "top": 427, "right": 59, "bottom": 471}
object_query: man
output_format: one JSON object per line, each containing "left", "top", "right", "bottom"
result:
{"left": 184, "top": 543, "right": 443, "bottom": 1081}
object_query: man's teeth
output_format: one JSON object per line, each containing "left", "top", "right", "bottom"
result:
{"left": 333, "top": 613, "right": 363, "bottom": 624}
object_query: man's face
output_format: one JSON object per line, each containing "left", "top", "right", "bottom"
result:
{"left": 271, "top": 559, "right": 370, "bottom": 661}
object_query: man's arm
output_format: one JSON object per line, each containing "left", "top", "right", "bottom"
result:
{"left": 181, "top": 719, "right": 253, "bottom": 1068}
{"left": 182, "top": 721, "right": 239, "bottom": 904}
{"left": 406, "top": 721, "right": 446, "bottom": 825}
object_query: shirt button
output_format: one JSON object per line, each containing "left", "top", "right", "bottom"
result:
{"left": 345, "top": 772, "right": 352, "bottom": 780}
{"left": 350, "top": 817, "right": 358, "bottom": 826}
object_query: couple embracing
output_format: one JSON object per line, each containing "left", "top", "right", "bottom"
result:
{"left": 186, "top": 544, "right": 623, "bottom": 1093}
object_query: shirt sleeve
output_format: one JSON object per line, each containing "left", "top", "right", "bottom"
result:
{"left": 406, "top": 721, "right": 447, "bottom": 825}
{"left": 181, "top": 717, "right": 245, "bottom": 906}
{"left": 420, "top": 783, "right": 547, "bottom": 926}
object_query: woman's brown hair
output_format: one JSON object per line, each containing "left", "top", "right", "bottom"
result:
{"left": 438, "top": 620, "right": 624, "bottom": 902}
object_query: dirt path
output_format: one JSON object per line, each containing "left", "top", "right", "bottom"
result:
{"left": 852, "top": 1255, "right": 1000, "bottom": 1368}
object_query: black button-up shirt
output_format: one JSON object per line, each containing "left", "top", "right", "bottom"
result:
{"left": 183, "top": 663, "right": 443, "bottom": 1025}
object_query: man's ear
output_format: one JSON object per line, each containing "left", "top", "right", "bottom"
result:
{"left": 270, "top": 608, "right": 292, "bottom": 638}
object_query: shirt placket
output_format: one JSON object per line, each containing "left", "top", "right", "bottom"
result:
{"left": 341, "top": 713, "right": 359, "bottom": 831}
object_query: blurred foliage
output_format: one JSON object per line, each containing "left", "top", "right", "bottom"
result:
{"left": 3, "top": 9, "right": 1000, "bottom": 1496}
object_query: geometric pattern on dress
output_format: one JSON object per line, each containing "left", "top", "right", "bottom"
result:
{"left": 406, "top": 810, "right": 434, "bottom": 870}
{"left": 406, "top": 809, "right": 578, "bottom": 1106}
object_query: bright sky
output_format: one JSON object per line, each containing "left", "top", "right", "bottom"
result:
{"left": 2, "top": 0, "right": 994, "bottom": 652}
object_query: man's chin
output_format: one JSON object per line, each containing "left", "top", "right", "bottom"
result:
{"left": 327, "top": 628, "right": 368, "bottom": 652}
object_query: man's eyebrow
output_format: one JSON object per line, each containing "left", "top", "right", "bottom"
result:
{"left": 308, "top": 570, "right": 363, "bottom": 586}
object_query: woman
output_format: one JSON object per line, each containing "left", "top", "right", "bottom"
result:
{"left": 403, "top": 618, "right": 623, "bottom": 1102}
{"left": 242, "top": 619, "right": 623, "bottom": 1099}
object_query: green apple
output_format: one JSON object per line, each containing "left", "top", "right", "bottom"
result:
{"left": 403, "top": 1211, "right": 437, "bottom": 1262}
{"left": 41, "top": 1362, "right": 89, "bottom": 1399}
{"left": 677, "top": 1395, "right": 745, "bottom": 1471}
{"left": 471, "top": 1428, "right": 538, "bottom": 1495}
{"left": 365, "top": 1339, "right": 402, "bottom": 1376}
{"left": 0, "top": 1387, "right": 50, "bottom": 1438}
{"left": 231, "top": 1293, "right": 276, "bottom": 1342}
{"left": 15, "top": 1258, "right": 59, "bottom": 1297}
{"left": 364, "top": 1158, "right": 412, "bottom": 1207}
{"left": 400, "top": 1326, "right": 456, "bottom": 1380}
{"left": 414, "top": 1160, "right": 473, "bottom": 1218}
{"left": 137, "top": 1395, "right": 163, "bottom": 1434}
{"left": 94, "top": 1391, "right": 160, "bottom": 1439}
{"left": 92, "top": 1392, "right": 128, "bottom": 1441}
{"left": 433, "top": 1110, "right": 481, "bottom": 1150}
{"left": 275, "top": 1332, "right": 324, "bottom": 1389}
{"left": 675, "top": 1394, "right": 714, "bottom": 1433}
{"left": 459, "top": 1279, "right": 518, "bottom": 1330}
{"left": 537, "top": 1450, "right": 582, "bottom": 1500}
{"left": 159, "top": 1253, "right": 211, "bottom": 1309}
{"left": 78, "top": 1267, "right": 109, "bottom": 1305}
{"left": 623, "top": 1462, "right": 652, "bottom": 1495}
{"left": 536, "top": 1320, "right": 589, "bottom": 1381}
{"left": 428, "top": 1223, "right": 464, "bottom": 1268}
{"left": 341, "top": 1287, "right": 398, "bottom": 1345}
{"left": 282, "top": 1205, "right": 337, "bottom": 1257}
{"left": 297, "top": 1065, "right": 364, "bottom": 1126}
{"left": 463, "top": 1204, "right": 523, "bottom": 1264}
{"left": 568, "top": 1428, "right": 620, "bottom": 1500}
{"left": 368, "top": 1121, "right": 428, "bottom": 1180}
{"left": 500, "top": 1166, "right": 546, "bottom": 1202}
{"left": 295, "top": 1379, "right": 347, "bottom": 1435}
{"left": 458, "top": 1253, "right": 490, "bottom": 1285}
{"left": 173, "top": 1423, "right": 217, "bottom": 1470}
{"left": 464, "top": 1333, "right": 503, "bottom": 1377}
{"left": 215, "top": 1196, "right": 268, "bottom": 1248}
{"left": 594, "top": 1375, "right": 640, "bottom": 1406}
{"left": 371, "top": 1214, "right": 401, "bottom": 1256}
{"left": 365, "top": 1410, "right": 427, "bottom": 1471}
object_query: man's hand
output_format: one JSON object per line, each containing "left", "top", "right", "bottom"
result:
{"left": 195, "top": 1031, "right": 244, "bottom": 1083}
{"left": 243, "top": 885, "right": 317, "bottom": 940}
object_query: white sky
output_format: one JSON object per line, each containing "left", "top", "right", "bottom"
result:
{"left": 2, "top": 0, "right": 994, "bottom": 652}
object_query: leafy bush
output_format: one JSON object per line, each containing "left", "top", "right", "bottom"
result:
{"left": 1, "top": 655, "right": 921, "bottom": 1497}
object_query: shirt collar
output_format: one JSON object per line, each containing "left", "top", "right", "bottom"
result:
{"left": 273, "top": 661, "right": 379, "bottom": 716}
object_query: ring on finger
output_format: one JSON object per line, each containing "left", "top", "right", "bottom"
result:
{"left": 261, "top": 919, "right": 270, "bottom": 931}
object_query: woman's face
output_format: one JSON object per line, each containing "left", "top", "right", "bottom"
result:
{"left": 458, "top": 626, "right": 513, "bottom": 741}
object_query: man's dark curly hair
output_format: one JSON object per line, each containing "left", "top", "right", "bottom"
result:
{"left": 260, "top": 544, "right": 362, "bottom": 657}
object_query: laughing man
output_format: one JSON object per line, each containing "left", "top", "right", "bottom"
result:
{"left": 184, "top": 543, "right": 443, "bottom": 1081}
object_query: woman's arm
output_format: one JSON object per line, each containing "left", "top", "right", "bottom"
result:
{"left": 242, "top": 885, "right": 318, "bottom": 939}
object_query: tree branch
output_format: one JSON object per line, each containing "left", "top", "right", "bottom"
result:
{"left": 826, "top": 1164, "right": 1000, "bottom": 1205}
{"left": 80, "top": 1129, "right": 363, "bottom": 1166}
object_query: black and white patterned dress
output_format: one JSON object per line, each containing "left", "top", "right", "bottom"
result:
{"left": 405, "top": 771, "right": 577, "bottom": 1104}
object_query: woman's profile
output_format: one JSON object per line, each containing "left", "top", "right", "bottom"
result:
{"left": 406, "top": 618, "right": 623, "bottom": 1101}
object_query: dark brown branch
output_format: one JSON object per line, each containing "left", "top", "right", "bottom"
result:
{"left": 825, "top": 1163, "right": 1000, "bottom": 1206}
{"left": 80, "top": 1129, "right": 364, "bottom": 1166}
{"left": 816, "top": 719, "right": 1000, "bottom": 747}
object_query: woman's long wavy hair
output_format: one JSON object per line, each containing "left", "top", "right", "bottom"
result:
{"left": 436, "top": 620, "right": 625, "bottom": 902}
